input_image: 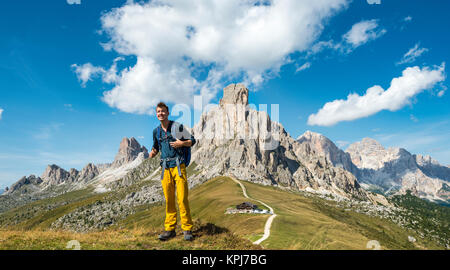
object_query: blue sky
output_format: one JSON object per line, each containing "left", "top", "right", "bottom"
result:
{"left": 0, "top": 0, "right": 449, "bottom": 189}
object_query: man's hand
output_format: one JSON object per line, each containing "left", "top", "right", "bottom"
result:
{"left": 170, "top": 139, "right": 192, "bottom": 149}
{"left": 149, "top": 148, "right": 158, "bottom": 158}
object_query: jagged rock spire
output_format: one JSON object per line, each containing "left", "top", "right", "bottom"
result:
{"left": 112, "top": 137, "right": 149, "bottom": 168}
{"left": 219, "top": 83, "right": 249, "bottom": 107}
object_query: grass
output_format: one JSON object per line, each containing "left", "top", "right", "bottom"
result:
{"left": 0, "top": 222, "right": 260, "bottom": 250}
{"left": 0, "top": 176, "right": 265, "bottom": 250}
{"left": 237, "top": 178, "right": 443, "bottom": 250}
{"left": 0, "top": 187, "right": 101, "bottom": 228}
{"left": 0, "top": 176, "right": 446, "bottom": 250}
{"left": 114, "top": 176, "right": 268, "bottom": 243}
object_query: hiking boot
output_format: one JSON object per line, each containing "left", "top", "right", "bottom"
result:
{"left": 183, "top": 230, "right": 194, "bottom": 241}
{"left": 158, "top": 230, "right": 176, "bottom": 241}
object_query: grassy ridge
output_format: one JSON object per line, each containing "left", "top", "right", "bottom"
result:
{"left": 0, "top": 176, "right": 446, "bottom": 249}
{"left": 0, "top": 187, "right": 102, "bottom": 228}
{"left": 236, "top": 179, "right": 443, "bottom": 250}
{"left": 114, "top": 177, "right": 267, "bottom": 242}
{"left": 0, "top": 176, "right": 264, "bottom": 250}
{"left": 0, "top": 224, "right": 259, "bottom": 250}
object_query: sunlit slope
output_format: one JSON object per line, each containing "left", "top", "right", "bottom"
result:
{"left": 117, "top": 176, "right": 439, "bottom": 250}
{"left": 0, "top": 176, "right": 444, "bottom": 249}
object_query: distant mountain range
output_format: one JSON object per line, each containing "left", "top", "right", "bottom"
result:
{"left": 298, "top": 132, "right": 449, "bottom": 204}
{"left": 1, "top": 83, "right": 449, "bottom": 213}
{"left": 0, "top": 137, "right": 153, "bottom": 213}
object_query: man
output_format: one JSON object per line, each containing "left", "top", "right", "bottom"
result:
{"left": 149, "top": 102, "right": 196, "bottom": 241}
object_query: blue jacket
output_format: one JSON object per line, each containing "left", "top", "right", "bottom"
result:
{"left": 152, "top": 120, "right": 196, "bottom": 168}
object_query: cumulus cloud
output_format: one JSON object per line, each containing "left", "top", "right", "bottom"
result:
{"left": 0, "top": 108, "right": 3, "bottom": 120}
{"left": 367, "top": 0, "right": 381, "bottom": 4}
{"left": 308, "top": 63, "right": 446, "bottom": 126}
{"left": 74, "top": 0, "right": 349, "bottom": 114}
{"left": 67, "top": 0, "right": 81, "bottom": 4}
{"left": 343, "top": 19, "right": 386, "bottom": 49}
{"left": 404, "top": 16, "right": 413, "bottom": 22}
{"left": 397, "top": 43, "right": 428, "bottom": 65}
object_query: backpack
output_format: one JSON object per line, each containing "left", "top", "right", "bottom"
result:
{"left": 156, "top": 121, "right": 191, "bottom": 167}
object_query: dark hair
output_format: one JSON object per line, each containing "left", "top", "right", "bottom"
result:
{"left": 156, "top": 102, "right": 169, "bottom": 112}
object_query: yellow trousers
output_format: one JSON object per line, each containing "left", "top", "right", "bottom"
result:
{"left": 161, "top": 163, "right": 193, "bottom": 231}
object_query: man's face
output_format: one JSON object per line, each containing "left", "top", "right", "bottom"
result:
{"left": 156, "top": 106, "right": 169, "bottom": 121}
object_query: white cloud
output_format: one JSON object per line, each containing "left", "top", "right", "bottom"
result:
{"left": 0, "top": 108, "right": 3, "bottom": 120}
{"left": 296, "top": 62, "right": 311, "bottom": 73}
{"left": 72, "top": 57, "right": 125, "bottom": 88}
{"left": 397, "top": 43, "right": 428, "bottom": 65}
{"left": 74, "top": 0, "right": 349, "bottom": 114}
{"left": 71, "top": 63, "right": 105, "bottom": 87}
{"left": 67, "top": 0, "right": 81, "bottom": 4}
{"left": 308, "top": 19, "right": 386, "bottom": 56}
{"left": 404, "top": 16, "right": 413, "bottom": 22}
{"left": 309, "top": 40, "right": 340, "bottom": 55}
{"left": 437, "top": 90, "right": 445, "bottom": 97}
{"left": 367, "top": 0, "right": 381, "bottom": 4}
{"left": 308, "top": 63, "right": 446, "bottom": 126}
{"left": 343, "top": 19, "right": 386, "bottom": 48}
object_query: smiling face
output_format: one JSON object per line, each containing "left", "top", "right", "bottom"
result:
{"left": 156, "top": 105, "right": 169, "bottom": 122}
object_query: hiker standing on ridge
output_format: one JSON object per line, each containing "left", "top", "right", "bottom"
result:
{"left": 149, "top": 102, "right": 196, "bottom": 241}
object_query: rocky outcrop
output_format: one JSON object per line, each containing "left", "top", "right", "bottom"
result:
{"left": 111, "top": 137, "right": 149, "bottom": 168}
{"left": 414, "top": 154, "right": 450, "bottom": 182}
{"left": 41, "top": 165, "right": 72, "bottom": 186}
{"left": 297, "top": 130, "right": 358, "bottom": 176}
{"left": 5, "top": 175, "right": 43, "bottom": 195}
{"left": 78, "top": 163, "right": 99, "bottom": 182}
{"left": 219, "top": 83, "right": 249, "bottom": 106}
{"left": 189, "top": 83, "right": 371, "bottom": 201}
{"left": 39, "top": 163, "right": 98, "bottom": 186}
{"left": 3, "top": 137, "right": 148, "bottom": 208}
{"left": 345, "top": 138, "right": 449, "bottom": 203}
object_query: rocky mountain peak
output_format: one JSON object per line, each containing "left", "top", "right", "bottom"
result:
{"left": 298, "top": 130, "right": 321, "bottom": 139}
{"left": 415, "top": 154, "right": 440, "bottom": 166}
{"left": 297, "top": 130, "right": 331, "bottom": 146}
{"left": 297, "top": 130, "right": 337, "bottom": 158}
{"left": 414, "top": 154, "right": 450, "bottom": 182}
{"left": 6, "top": 175, "right": 43, "bottom": 194}
{"left": 78, "top": 163, "right": 99, "bottom": 182}
{"left": 219, "top": 83, "right": 249, "bottom": 107}
{"left": 356, "top": 138, "right": 384, "bottom": 150}
{"left": 41, "top": 164, "right": 70, "bottom": 185}
{"left": 297, "top": 130, "right": 358, "bottom": 175}
{"left": 112, "top": 137, "right": 149, "bottom": 168}
{"left": 345, "top": 138, "right": 449, "bottom": 202}
{"left": 191, "top": 84, "right": 371, "bottom": 201}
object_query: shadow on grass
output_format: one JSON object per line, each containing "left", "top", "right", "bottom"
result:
{"left": 193, "top": 221, "right": 229, "bottom": 236}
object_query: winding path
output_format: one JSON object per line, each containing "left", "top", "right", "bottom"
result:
{"left": 230, "top": 177, "right": 277, "bottom": 246}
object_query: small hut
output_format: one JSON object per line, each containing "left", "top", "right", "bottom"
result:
{"left": 236, "top": 202, "right": 258, "bottom": 210}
